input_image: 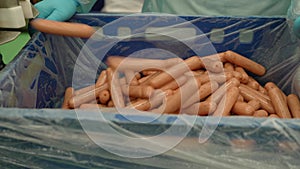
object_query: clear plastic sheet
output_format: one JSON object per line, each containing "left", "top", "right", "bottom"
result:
{"left": 0, "top": 14, "right": 300, "bottom": 168}
{"left": 1, "top": 109, "right": 300, "bottom": 169}
{"left": 293, "top": 66, "right": 300, "bottom": 96}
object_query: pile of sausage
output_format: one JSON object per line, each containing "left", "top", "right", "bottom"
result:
{"left": 62, "top": 50, "right": 300, "bottom": 118}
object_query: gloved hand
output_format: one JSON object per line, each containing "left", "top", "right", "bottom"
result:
{"left": 34, "top": 0, "right": 79, "bottom": 21}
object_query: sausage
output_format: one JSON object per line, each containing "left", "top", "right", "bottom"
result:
{"left": 135, "top": 72, "right": 142, "bottom": 80}
{"left": 69, "top": 83, "right": 108, "bottom": 108}
{"left": 124, "top": 70, "right": 139, "bottom": 86}
{"left": 74, "top": 84, "right": 96, "bottom": 96}
{"left": 253, "top": 110, "right": 268, "bottom": 117}
{"left": 184, "top": 56, "right": 206, "bottom": 70}
{"left": 199, "top": 58, "right": 223, "bottom": 73}
{"left": 151, "top": 102, "right": 180, "bottom": 115}
{"left": 206, "top": 78, "right": 240, "bottom": 105}
{"left": 182, "top": 81, "right": 219, "bottom": 109}
{"left": 161, "top": 93, "right": 179, "bottom": 114}
{"left": 150, "top": 106, "right": 165, "bottom": 114}
{"left": 197, "top": 72, "right": 233, "bottom": 84}
{"left": 237, "top": 95, "right": 244, "bottom": 102}
{"left": 149, "top": 90, "right": 173, "bottom": 109}
{"left": 231, "top": 71, "right": 243, "bottom": 82}
{"left": 183, "top": 101, "right": 217, "bottom": 116}
{"left": 265, "top": 82, "right": 287, "bottom": 104}
{"left": 126, "top": 99, "right": 151, "bottom": 111}
{"left": 195, "top": 70, "right": 206, "bottom": 75}
{"left": 287, "top": 94, "right": 300, "bottom": 118}
{"left": 137, "top": 74, "right": 153, "bottom": 84}
{"left": 239, "top": 85, "right": 275, "bottom": 114}
{"left": 266, "top": 85, "right": 291, "bottom": 118}
{"left": 223, "top": 51, "right": 266, "bottom": 76}
{"left": 258, "top": 86, "right": 268, "bottom": 95}
{"left": 62, "top": 87, "right": 74, "bottom": 109}
{"left": 231, "top": 101, "right": 255, "bottom": 116}
{"left": 184, "top": 70, "right": 206, "bottom": 77}
{"left": 240, "top": 84, "right": 271, "bottom": 102}
{"left": 235, "top": 66, "right": 249, "bottom": 84}
{"left": 88, "top": 99, "right": 98, "bottom": 104}
{"left": 160, "top": 75, "right": 188, "bottom": 91}
{"left": 95, "top": 70, "right": 107, "bottom": 88}
{"left": 224, "top": 62, "right": 235, "bottom": 72}
{"left": 149, "top": 56, "right": 203, "bottom": 89}
{"left": 142, "top": 70, "right": 160, "bottom": 76}
{"left": 163, "top": 77, "right": 201, "bottom": 114}
{"left": 106, "top": 56, "right": 183, "bottom": 72}
{"left": 147, "top": 62, "right": 187, "bottom": 89}
{"left": 198, "top": 80, "right": 219, "bottom": 100}
{"left": 30, "top": 19, "right": 95, "bottom": 38}
{"left": 98, "top": 89, "right": 110, "bottom": 105}
{"left": 247, "top": 100, "right": 261, "bottom": 111}
{"left": 201, "top": 52, "right": 227, "bottom": 62}
{"left": 139, "top": 71, "right": 161, "bottom": 85}
{"left": 121, "top": 85, "right": 154, "bottom": 99}
{"left": 246, "top": 78, "right": 260, "bottom": 91}
{"left": 106, "top": 67, "right": 113, "bottom": 88}
{"left": 212, "top": 86, "right": 240, "bottom": 116}
{"left": 107, "top": 69, "right": 125, "bottom": 108}
{"left": 164, "top": 58, "right": 185, "bottom": 67}
{"left": 107, "top": 100, "right": 114, "bottom": 107}
{"left": 269, "top": 114, "right": 280, "bottom": 118}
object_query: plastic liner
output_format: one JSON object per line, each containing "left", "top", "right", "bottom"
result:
{"left": 0, "top": 14, "right": 300, "bottom": 168}
{"left": 1, "top": 109, "right": 300, "bottom": 169}
{"left": 292, "top": 65, "right": 300, "bottom": 97}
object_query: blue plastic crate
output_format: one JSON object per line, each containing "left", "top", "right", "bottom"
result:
{"left": 0, "top": 14, "right": 299, "bottom": 168}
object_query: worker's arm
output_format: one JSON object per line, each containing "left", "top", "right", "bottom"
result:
{"left": 34, "top": 0, "right": 97, "bottom": 21}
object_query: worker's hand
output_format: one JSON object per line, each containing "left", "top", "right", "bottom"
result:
{"left": 34, "top": 0, "right": 79, "bottom": 21}
{"left": 293, "top": 17, "right": 300, "bottom": 38}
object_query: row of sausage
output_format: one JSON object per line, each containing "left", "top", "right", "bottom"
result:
{"left": 62, "top": 50, "right": 300, "bottom": 118}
